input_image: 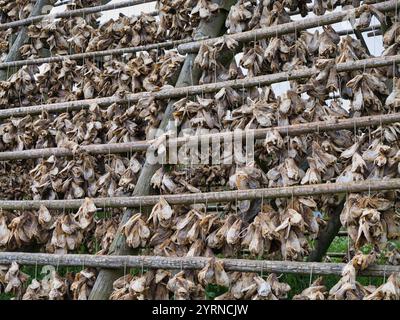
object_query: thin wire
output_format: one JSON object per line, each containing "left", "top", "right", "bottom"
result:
{"left": 123, "top": 259, "right": 128, "bottom": 286}
{"left": 368, "top": 181, "right": 371, "bottom": 197}
{"left": 213, "top": 49, "right": 217, "bottom": 84}
{"left": 261, "top": 194, "right": 264, "bottom": 213}
{"left": 383, "top": 265, "right": 387, "bottom": 283}
{"left": 34, "top": 260, "right": 38, "bottom": 279}
{"left": 236, "top": 190, "right": 239, "bottom": 216}
{"left": 353, "top": 118, "right": 357, "bottom": 137}
{"left": 346, "top": 192, "right": 351, "bottom": 259}
{"left": 309, "top": 265, "right": 313, "bottom": 286}
{"left": 56, "top": 256, "right": 60, "bottom": 273}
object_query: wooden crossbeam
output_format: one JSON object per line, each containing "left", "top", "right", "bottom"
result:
{"left": 0, "top": 252, "right": 397, "bottom": 277}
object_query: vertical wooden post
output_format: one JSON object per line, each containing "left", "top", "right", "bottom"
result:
{"left": 0, "top": 0, "right": 54, "bottom": 81}
{"left": 308, "top": 201, "right": 344, "bottom": 262}
{"left": 88, "top": 0, "right": 237, "bottom": 300}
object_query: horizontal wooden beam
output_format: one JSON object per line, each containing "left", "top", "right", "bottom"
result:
{"left": 0, "top": 179, "right": 399, "bottom": 210}
{"left": 337, "top": 24, "right": 381, "bottom": 36}
{"left": 0, "top": 0, "right": 156, "bottom": 31}
{"left": 0, "top": 36, "right": 207, "bottom": 70}
{"left": 1, "top": 112, "right": 399, "bottom": 161}
{"left": 0, "top": 22, "right": 381, "bottom": 70}
{"left": 0, "top": 54, "right": 399, "bottom": 119}
{"left": 0, "top": 252, "right": 397, "bottom": 276}
{"left": 177, "top": 0, "right": 399, "bottom": 53}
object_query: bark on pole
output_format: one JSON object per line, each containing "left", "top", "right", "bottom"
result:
{"left": 1, "top": 112, "right": 400, "bottom": 161}
{"left": 1, "top": 179, "right": 400, "bottom": 211}
{"left": 0, "top": 252, "right": 398, "bottom": 277}
{"left": 0, "top": 9, "right": 381, "bottom": 69}
{"left": 308, "top": 201, "right": 345, "bottom": 262}
{"left": 337, "top": 24, "right": 381, "bottom": 36}
{"left": 0, "top": 1, "right": 384, "bottom": 68}
{"left": 0, "top": 0, "right": 53, "bottom": 81}
{"left": 88, "top": 0, "right": 237, "bottom": 300}
{"left": 177, "top": 0, "right": 400, "bottom": 53}
{"left": 0, "top": 36, "right": 208, "bottom": 69}
{"left": 1, "top": 53, "right": 400, "bottom": 119}
{"left": 0, "top": 0, "right": 156, "bottom": 31}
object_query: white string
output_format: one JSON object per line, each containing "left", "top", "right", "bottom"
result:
{"left": 34, "top": 260, "right": 38, "bottom": 279}
{"left": 383, "top": 265, "right": 387, "bottom": 283}
{"left": 346, "top": 192, "right": 351, "bottom": 259}
{"left": 123, "top": 259, "right": 128, "bottom": 286}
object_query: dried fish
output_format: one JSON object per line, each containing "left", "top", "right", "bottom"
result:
{"left": 329, "top": 253, "right": 377, "bottom": 300}
{"left": 293, "top": 277, "right": 327, "bottom": 300}
{"left": 70, "top": 268, "right": 97, "bottom": 300}
{"left": 122, "top": 213, "right": 151, "bottom": 249}
{"left": 364, "top": 273, "right": 400, "bottom": 300}
{"left": 4, "top": 262, "right": 29, "bottom": 299}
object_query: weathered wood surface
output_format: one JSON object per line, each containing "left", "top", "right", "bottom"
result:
{"left": 0, "top": 0, "right": 53, "bottom": 81}
{"left": 308, "top": 201, "right": 345, "bottom": 262}
{"left": 0, "top": 36, "right": 208, "bottom": 69}
{"left": 0, "top": 252, "right": 398, "bottom": 277}
{"left": 338, "top": 24, "right": 381, "bottom": 36}
{"left": 177, "top": 0, "right": 400, "bottom": 53}
{"left": 88, "top": 0, "right": 237, "bottom": 300}
{"left": 1, "top": 179, "right": 399, "bottom": 210}
{"left": 1, "top": 112, "right": 400, "bottom": 161}
{"left": 0, "top": 0, "right": 156, "bottom": 31}
{"left": 1, "top": 53, "right": 400, "bottom": 119}
{"left": 0, "top": 22, "right": 381, "bottom": 69}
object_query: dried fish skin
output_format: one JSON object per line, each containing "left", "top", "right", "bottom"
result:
{"left": 293, "top": 277, "right": 327, "bottom": 300}
{"left": 364, "top": 273, "right": 400, "bottom": 300}
{"left": 341, "top": 194, "right": 397, "bottom": 251}
{"left": 122, "top": 213, "right": 151, "bottom": 249}
{"left": 4, "top": 262, "right": 29, "bottom": 299}
{"left": 73, "top": 198, "right": 97, "bottom": 230}
{"left": 70, "top": 268, "right": 97, "bottom": 300}
{"left": 226, "top": 0, "right": 255, "bottom": 33}
{"left": 148, "top": 197, "right": 174, "bottom": 228}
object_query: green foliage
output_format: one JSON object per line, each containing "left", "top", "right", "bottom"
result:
{"left": 205, "top": 284, "right": 228, "bottom": 300}
{"left": 0, "top": 292, "right": 13, "bottom": 300}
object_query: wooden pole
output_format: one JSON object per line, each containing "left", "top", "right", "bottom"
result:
{"left": 1, "top": 53, "right": 400, "bottom": 119}
{"left": 0, "top": 36, "right": 208, "bottom": 70}
{"left": 0, "top": 252, "right": 397, "bottom": 276}
{"left": 1, "top": 112, "right": 400, "bottom": 161}
{"left": 337, "top": 24, "right": 381, "bottom": 36}
{"left": 0, "top": 0, "right": 156, "bottom": 31}
{"left": 0, "top": 0, "right": 53, "bottom": 81}
{"left": 308, "top": 201, "right": 345, "bottom": 262}
{"left": 88, "top": 0, "right": 238, "bottom": 300}
{"left": 0, "top": 24, "right": 380, "bottom": 70}
{"left": 0, "top": 0, "right": 115, "bottom": 79}
{"left": 0, "top": 179, "right": 399, "bottom": 211}
{"left": 177, "top": 0, "right": 400, "bottom": 53}
{"left": 2, "top": 0, "right": 377, "bottom": 32}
